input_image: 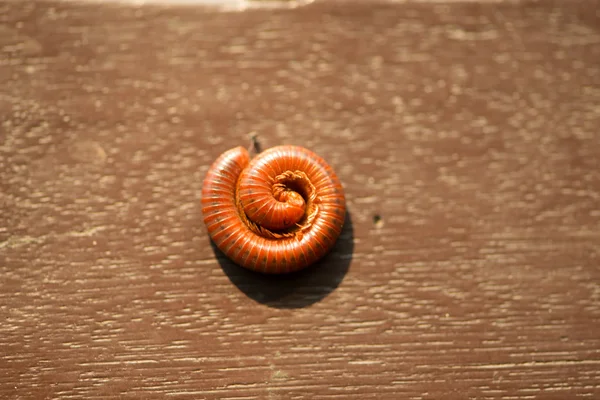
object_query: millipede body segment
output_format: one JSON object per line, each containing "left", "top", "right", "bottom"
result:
{"left": 201, "top": 145, "right": 346, "bottom": 274}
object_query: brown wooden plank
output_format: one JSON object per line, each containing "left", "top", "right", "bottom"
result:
{"left": 1, "top": 0, "right": 600, "bottom": 398}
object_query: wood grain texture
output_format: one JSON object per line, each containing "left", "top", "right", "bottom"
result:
{"left": 1, "top": 0, "right": 600, "bottom": 398}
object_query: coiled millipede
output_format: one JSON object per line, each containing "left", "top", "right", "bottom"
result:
{"left": 202, "top": 145, "right": 346, "bottom": 274}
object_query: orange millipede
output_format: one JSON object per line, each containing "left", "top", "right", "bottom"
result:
{"left": 201, "top": 145, "right": 346, "bottom": 274}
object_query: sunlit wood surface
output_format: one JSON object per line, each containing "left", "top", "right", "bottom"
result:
{"left": 1, "top": 0, "right": 600, "bottom": 398}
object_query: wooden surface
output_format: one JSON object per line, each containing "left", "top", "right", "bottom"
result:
{"left": 2, "top": 0, "right": 600, "bottom": 398}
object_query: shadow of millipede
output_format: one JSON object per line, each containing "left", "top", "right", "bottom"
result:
{"left": 211, "top": 211, "right": 354, "bottom": 309}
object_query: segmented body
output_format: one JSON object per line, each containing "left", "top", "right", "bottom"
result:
{"left": 201, "top": 145, "right": 346, "bottom": 274}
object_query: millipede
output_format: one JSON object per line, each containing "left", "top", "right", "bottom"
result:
{"left": 201, "top": 144, "right": 346, "bottom": 274}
